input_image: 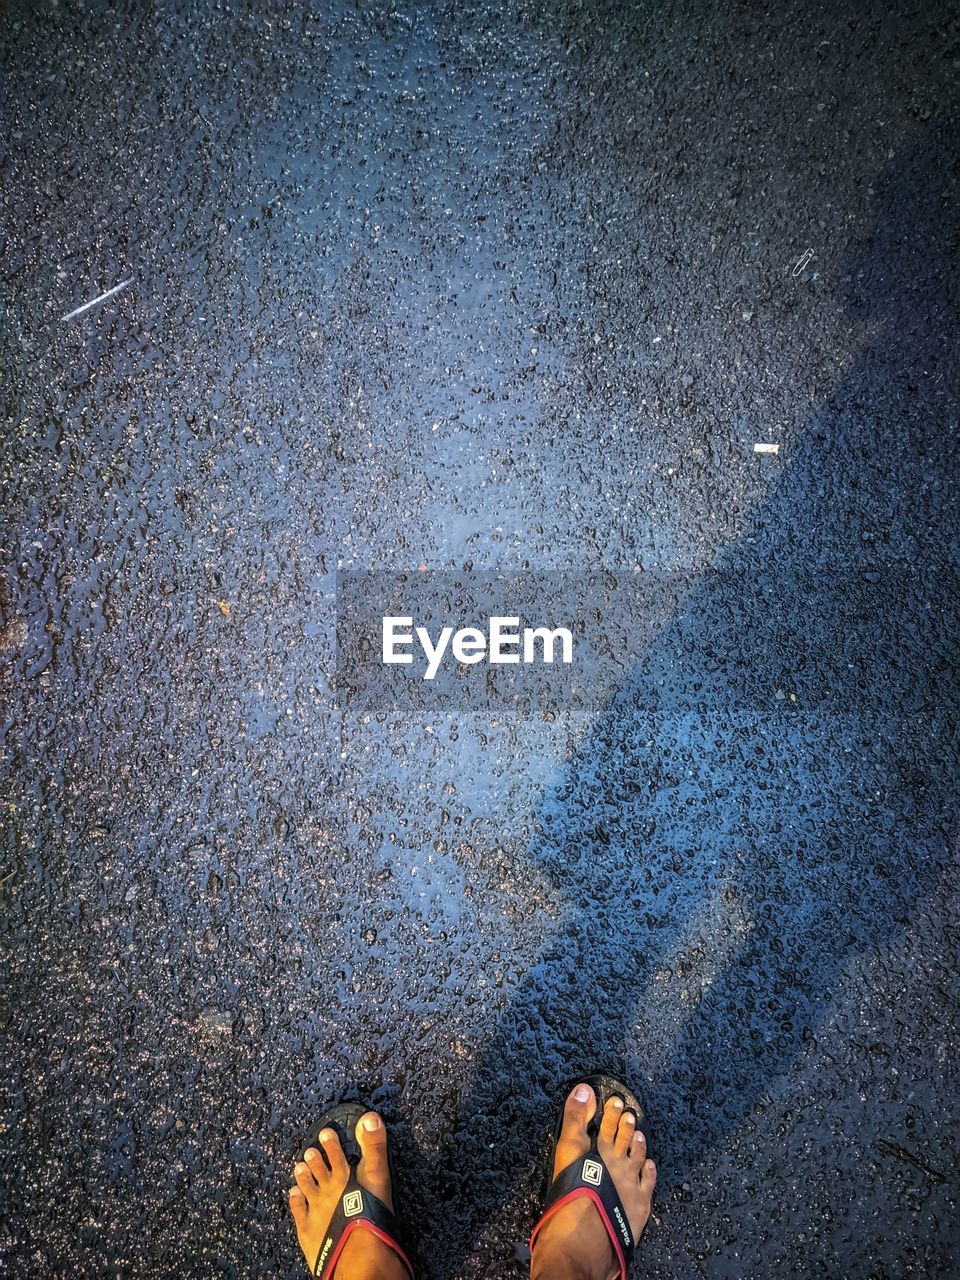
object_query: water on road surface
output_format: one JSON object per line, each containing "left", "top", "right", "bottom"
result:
{"left": 2, "top": 2, "right": 958, "bottom": 1277}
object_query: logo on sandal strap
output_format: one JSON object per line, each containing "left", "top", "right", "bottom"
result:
{"left": 582, "top": 1158, "right": 603, "bottom": 1186}
{"left": 612, "top": 1204, "right": 632, "bottom": 1246}
{"left": 343, "top": 1190, "right": 364, "bottom": 1217}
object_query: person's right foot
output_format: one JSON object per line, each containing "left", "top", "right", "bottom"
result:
{"left": 289, "top": 1112, "right": 408, "bottom": 1279}
{"left": 531, "top": 1082, "right": 657, "bottom": 1280}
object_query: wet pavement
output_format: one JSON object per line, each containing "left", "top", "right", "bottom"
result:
{"left": 2, "top": 2, "right": 959, "bottom": 1277}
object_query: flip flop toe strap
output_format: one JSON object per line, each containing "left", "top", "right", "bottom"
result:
{"left": 530, "top": 1145, "right": 635, "bottom": 1280}
{"left": 312, "top": 1179, "right": 414, "bottom": 1279}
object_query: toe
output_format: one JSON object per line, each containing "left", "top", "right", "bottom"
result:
{"left": 293, "top": 1161, "right": 318, "bottom": 1202}
{"left": 629, "top": 1128, "right": 647, "bottom": 1162}
{"left": 615, "top": 1108, "right": 636, "bottom": 1156}
{"left": 356, "top": 1113, "right": 388, "bottom": 1167}
{"left": 289, "top": 1186, "right": 309, "bottom": 1227}
{"left": 289, "top": 1182, "right": 308, "bottom": 1223}
{"left": 598, "top": 1094, "right": 625, "bottom": 1145}
{"left": 304, "top": 1146, "right": 328, "bottom": 1183}
{"left": 356, "top": 1112, "right": 392, "bottom": 1204}
{"left": 640, "top": 1158, "right": 657, "bottom": 1198}
{"left": 560, "top": 1082, "right": 597, "bottom": 1139}
{"left": 555, "top": 1082, "right": 598, "bottom": 1173}
{"left": 318, "top": 1127, "right": 349, "bottom": 1181}
{"left": 356, "top": 1111, "right": 388, "bottom": 1165}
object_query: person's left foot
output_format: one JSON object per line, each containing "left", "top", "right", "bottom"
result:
{"left": 289, "top": 1112, "right": 407, "bottom": 1278}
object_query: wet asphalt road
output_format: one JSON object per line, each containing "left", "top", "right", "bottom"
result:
{"left": 2, "top": 2, "right": 959, "bottom": 1277}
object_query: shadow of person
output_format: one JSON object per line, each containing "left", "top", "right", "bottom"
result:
{"left": 409, "top": 123, "right": 958, "bottom": 1278}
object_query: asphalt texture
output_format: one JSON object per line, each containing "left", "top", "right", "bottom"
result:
{"left": 1, "top": 2, "right": 959, "bottom": 1277}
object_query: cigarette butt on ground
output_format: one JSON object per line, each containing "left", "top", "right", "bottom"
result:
{"left": 753, "top": 442, "right": 780, "bottom": 454}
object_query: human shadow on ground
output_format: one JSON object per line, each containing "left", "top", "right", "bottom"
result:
{"left": 406, "top": 127, "right": 957, "bottom": 1278}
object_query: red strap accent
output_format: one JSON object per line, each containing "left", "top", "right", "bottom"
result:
{"left": 529, "top": 1187, "right": 627, "bottom": 1280}
{"left": 319, "top": 1218, "right": 415, "bottom": 1279}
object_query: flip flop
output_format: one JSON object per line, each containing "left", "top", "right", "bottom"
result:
{"left": 529, "top": 1074, "right": 652, "bottom": 1280}
{"left": 295, "top": 1101, "right": 415, "bottom": 1279}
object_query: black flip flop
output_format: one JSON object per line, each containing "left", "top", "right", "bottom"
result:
{"left": 294, "top": 1101, "right": 414, "bottom": 1279}
{"left": 530, "top": 1074, "right": 652, "bottom": 1280}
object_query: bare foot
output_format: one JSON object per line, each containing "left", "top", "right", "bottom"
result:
{"left": 531, "top": 1083, "right": 657, "bottom": 1280}
{"left": 288, "top": 1111, "right": 408, "bottom": 1278}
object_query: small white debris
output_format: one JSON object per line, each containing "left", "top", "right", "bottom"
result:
{"left": 753, "top": 442, "right": 780, "bottom": 455}
{"left": 61, "top": 278, "right": 133, "bottom": 323}
{"left": 792, "top": 249, "right": 814, "bottom": 276}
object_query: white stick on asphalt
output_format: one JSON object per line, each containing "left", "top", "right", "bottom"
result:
{"left": 61, "top": 278, "right": 133, "bottom": 322}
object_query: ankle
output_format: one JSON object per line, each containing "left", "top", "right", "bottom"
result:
{"left": 338, "top": 1228, "right": 408, "bottom": 1280}
{"left": 531, "top": 1200, "right": 614, "bottom": 1280}
{"left": 531, "top": 1247, "right": 597, "bottom": 1280}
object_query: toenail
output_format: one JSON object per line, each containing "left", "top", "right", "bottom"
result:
{"left": 295, "top": 1162, "right": 307, "bottom": 1174}
{"left": 623, "top": 1112, "right": 635, "bottom": 1123}
{"left": 611, "top": 1097, "right": 624, "bottom": 1109}
{"left": 319, "top": 1129, "right": 334, "bottom": 1142}
{"left": 574, "top": 1084, "right": 591, "bottom": 1102}
{"left": 361, "top": 1114, "right": 381, "bottom": 1131}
